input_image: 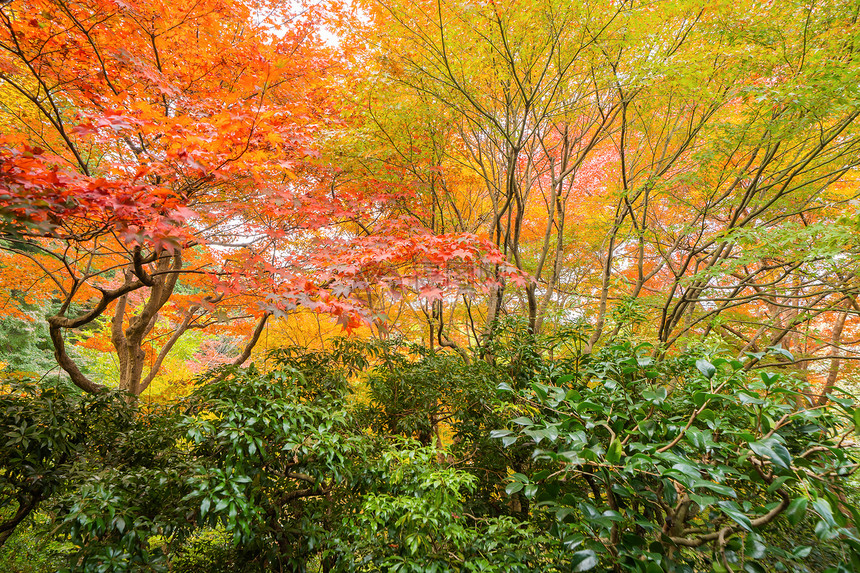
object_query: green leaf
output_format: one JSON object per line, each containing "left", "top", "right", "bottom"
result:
{"left": 768, "top": 345, "right": 793, "bottom": 361}
{"left": 695, "top": 480, "right": 736, "bottom": 498}
{"left": 571, "top": 549, "right": 598, "bottom": 572}
{"left": 766, "top": 476, "right": 792, "bottom": 494}
{"left": 746, "top": 533, "right": 766, "bottom": 559}
{"left": 748, "top": 438, "right": 792, "bottom": 470}
{"left": 693, "top": 392, "right": 725, "bottom": 407}
{"left": 642, "top": 387, "right": 668, "bottom": 405}
{"left": 828, "top": 395, "right": 854, "bottom": 409}
{"left": 815, "top": 519, "right": 836, "bottom": 540}
{"left": 532, "top": 469, "right": 552, "bottom": 481}
{"left": 687, "top": 428, "right": 706, "bottom": 450}
{"left": 738, "top": 392, "right": 764, "bottom": 406}
{"left": 525, "top": 428, "right": 550, "bottom": 444}
{"left": 575, "top": 401, "right": 605, "bottom": 413}
{"left": 565, "top": 389, "right": 582, "bottom": 402}
{"left": 718, "top": 501, "right": 753, "bottom": 531}
{"left": 812, "top": 498, "right": 836, "bottom": 527}
{"left": 606, "top": 438, "right": 623, "bottom": 464}
{"left": 696, "top": 359, "right": 716, "bottom": 379}
{"left": 505, "top": 482, "right": 524, "bottom": 495}
{"left": 785, "top": 498, "right": 807, "bottom": 526}
{"left": 531, "top": 383, "right": 548, "bottom": 401}
{"left": 556, "top": 508, "right": 576, "bottom": 522}
{"left": 689, "top": 493, "right": 718, "bottom": 508}
{"left": 698, "top": 409, "right": 716, "bottom": 424}
{"left": 760, "top": 372, "right": 779, "bottom": 386}
{"left": 512, "top": 416, "right": 533, "bottom": 426}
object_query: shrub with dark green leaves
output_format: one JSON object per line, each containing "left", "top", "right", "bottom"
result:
{"left": 45, "top": 362, "right": 371, "bottom": 571}
{"left": 493, "top": 343, "right": 860, "bottom": 573}
{"left": 5, "top": 334, "right": 859, "bottom": 573}
{"left": 336, "top": 441, "right": 565, "bottom": 573}
{"left": 0, "top": 377, "right": 132, "bottom": 549}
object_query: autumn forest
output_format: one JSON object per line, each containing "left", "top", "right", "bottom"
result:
{"left": 1, "top": 0, "right": 860, "bottom": 570}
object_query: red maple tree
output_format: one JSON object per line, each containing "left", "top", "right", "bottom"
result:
{"left": 0, "top": 0, "right": 512, "bottom": 395}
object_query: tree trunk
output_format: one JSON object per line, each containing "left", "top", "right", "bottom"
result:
{"left": 816, "top": 301, "right": 851, "bottom": 406}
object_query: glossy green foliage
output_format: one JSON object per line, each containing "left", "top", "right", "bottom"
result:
{"left": 355, "top": 336, "right": 530, "bottom": 518}
{"left": 337, "top": 442, "right": 562, "bottom": 573}
{"left": 55, "top": 403, "right": 194, "bottom": 570}
{"left": 0, "top": 378, "right": 131, "bottom": 549}
{"left": 4, "top": 332, "right": 858, "bottom": 572}
{"left": 181, "top": 364, "right": 371, "bottom": 568}
{"left": 493, "top": 342, "right": 860, "bottom": 572}
{"left": 46, "top": 362, "right": 370, "bottom": 571}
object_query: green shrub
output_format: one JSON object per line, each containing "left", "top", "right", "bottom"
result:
{"left": 4, "top": 335, "right": 859, "bottom": 573}
{"left": 494, "top": 342, "right": 860, "bottom": 572}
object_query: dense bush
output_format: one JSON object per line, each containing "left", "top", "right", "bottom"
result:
{"left": 0, "top": 377, "right": 132, "bottom": 550}
{"left": 494, "top": 342, "right": 860, "bottom": 572}
{"left": 2, "top": 329, "right": 858, "bottom": 572}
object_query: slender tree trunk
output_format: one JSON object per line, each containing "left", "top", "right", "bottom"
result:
{"left": 111, "top": 253, "right": 182, "bottom": 398}
{"left": 817, "top": 301, "right": 851, "bottom": 406}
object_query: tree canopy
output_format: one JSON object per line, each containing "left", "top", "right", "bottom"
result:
{"left": 1, "top": 0, "right": 859, "bottom": 571}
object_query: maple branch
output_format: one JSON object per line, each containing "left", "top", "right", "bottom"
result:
{"left": 232, "top": 312, "right": 272, "bottom": 366}
{"left": 0, "top": 241, "right": 70, "bottom": 297}
{"left": 49, "top": 279, "right": 144, "bottom": 330}
{"left": 0, "top": 17, "right": 92, "bottom": 175}
{"left": 125, "top": 252, "right": 183, "bottom": 343}
{"left": 54, "top": 0, "right": 121, "bottom": 95}
{"left": 433, "top": 300, "right": 470, "bottom": 363}
{"left": 48, "top": 325, "right": 106, "bottom": 394}
{"left": 111, "top": 291, "right": 128, "bottom": 351}
{"left": 44, "top": 267, "right": 154, "bottom": 394}
{"left": 132, "top": 246, "right": 157, "bottom": 286}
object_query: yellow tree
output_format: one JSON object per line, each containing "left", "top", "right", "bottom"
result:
{"left": 336, "top": 0, "right": 860, "bottom": 395}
